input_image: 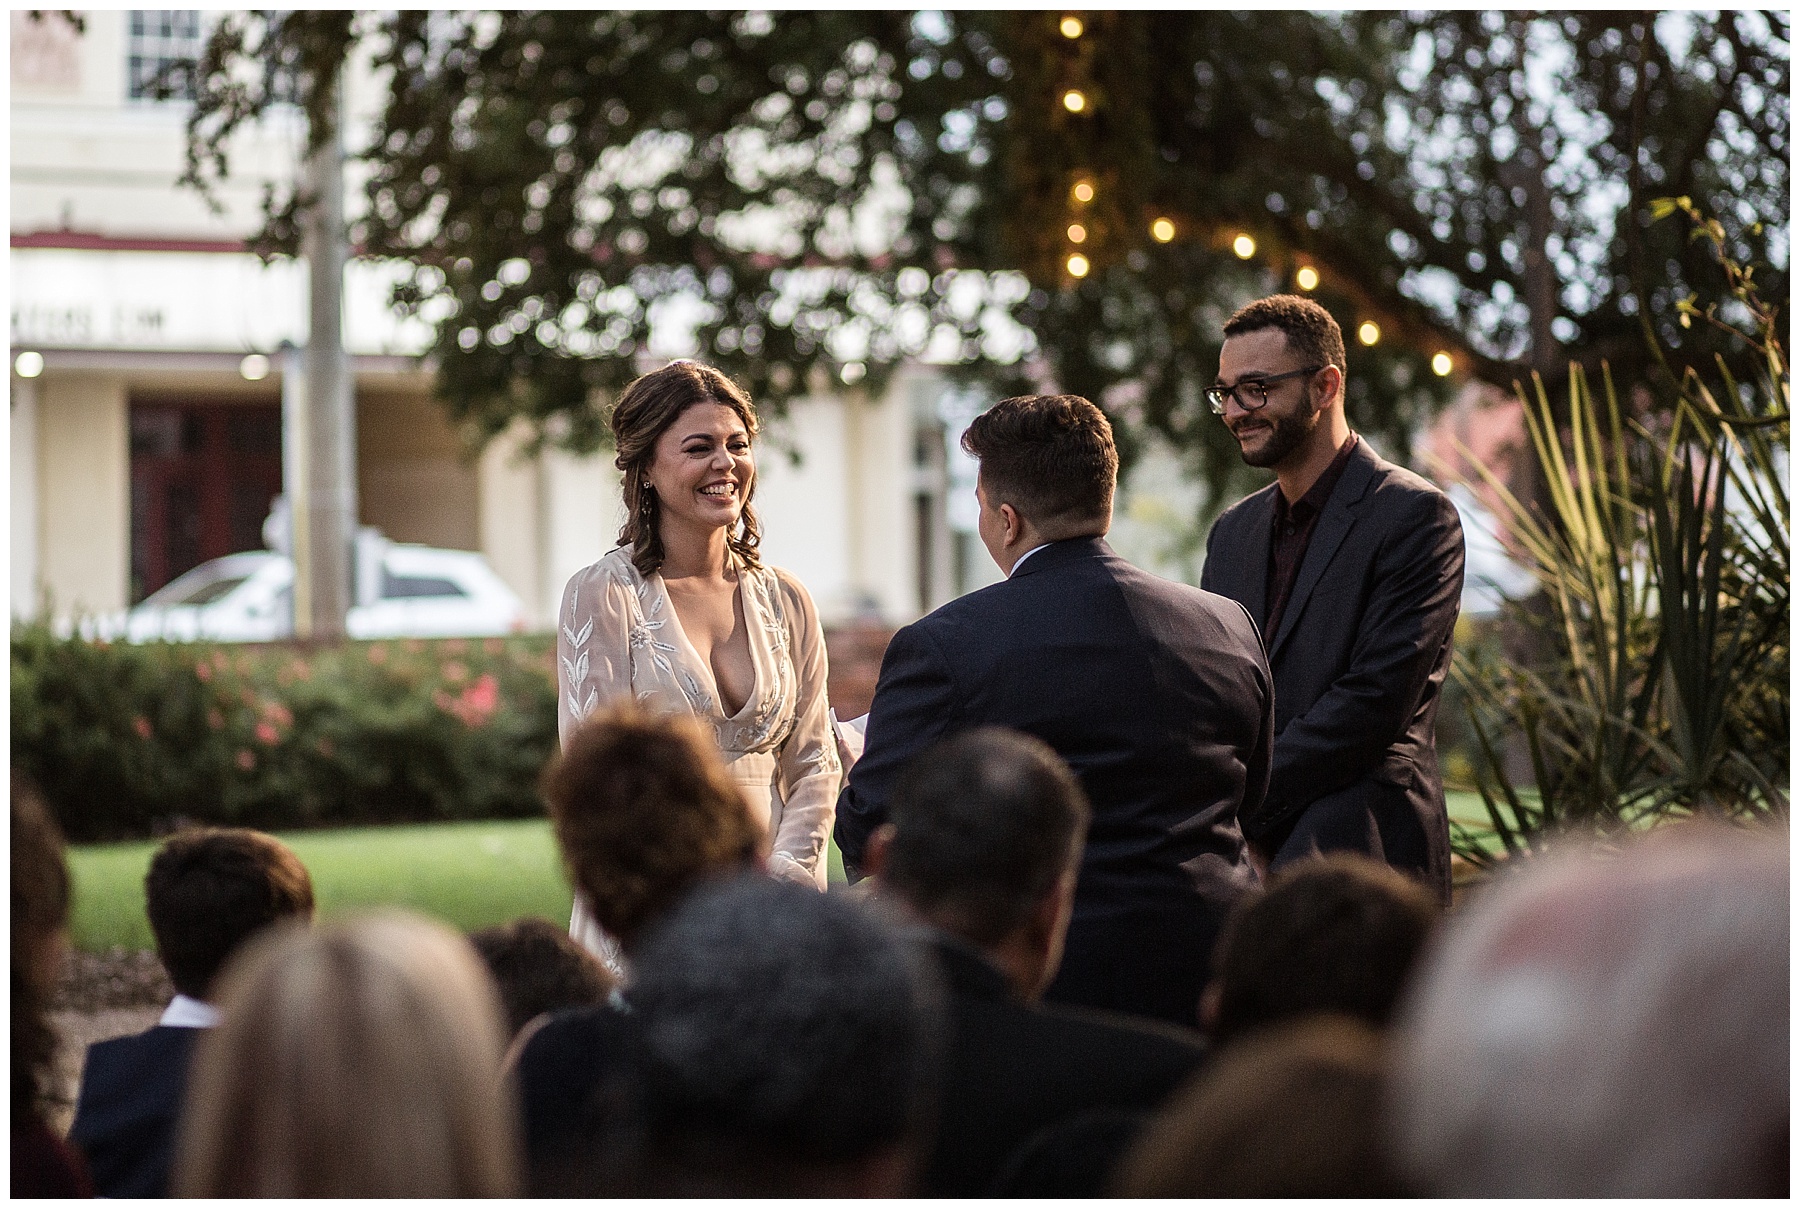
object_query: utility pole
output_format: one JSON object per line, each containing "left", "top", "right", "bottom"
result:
{"left": 294, "top": 76, "right": 356, "bottom": 640}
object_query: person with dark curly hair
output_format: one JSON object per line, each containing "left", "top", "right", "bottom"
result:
{"left": 555, "top": 360, "right": 841, "bottom": 967}
{"left": 12, "top": 774, "right": 94, "bottom": 1198}
{"left": 518, "top": 703, "right": 767, "bottom": 1194}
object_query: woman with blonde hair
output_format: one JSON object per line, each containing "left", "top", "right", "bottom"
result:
{"left": 172, "top": 910, "right": 518, "bottom": 1197}
{"left": 557, "top": 360, "right": 840, "bottom": 963}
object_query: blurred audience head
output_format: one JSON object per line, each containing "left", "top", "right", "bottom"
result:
{"left": 1388, "top": 823, "right": 1789, "bottom": 1197}
{"left": 870, "top": 727, "right": 1089, "bottom": 998}
{"left": 1115, "top": 1015, "right": 1404, "bottom": 1197}
{"left": 12, "top": 773, "right": 72, "bottom": 1122}
{"left": 1204, "top": 853, "right": 1438, "bottom": 1042}
{"left": 173, "top": 909, "right": 518, "bottom": 1197}
{"left": 619, "top": 875, "right": 941, "bottom": 1196}
{"left": 145, "top": 826, "right": 315, "bottom": 1001}
{"left": 470, "top": 915, "right": 616, "bottom": 1038}
{"left": 543, "top": 704, "right": 762, "bottom": 952}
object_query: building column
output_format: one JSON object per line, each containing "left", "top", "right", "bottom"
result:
{"left": 11, "top": 376, "right": 40, "bottom": 618}
{"left": 37, "top": 374, "right": 130, "bottom": 620}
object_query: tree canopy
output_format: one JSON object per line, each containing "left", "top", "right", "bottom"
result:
{"left": 185, "top": 10, "right": 1788, "bottom": 504}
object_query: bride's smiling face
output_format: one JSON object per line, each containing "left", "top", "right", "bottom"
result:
{"left": 645, "top": 401, "right": 755, "bottom": 534}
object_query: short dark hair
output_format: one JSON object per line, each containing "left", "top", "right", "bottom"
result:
{"left": 541, "top": 705, "right": 762, "bottom": 952}
{"left": 961, "top": 394, "right": 1116, "bottom": 533}
{"left": 1222, "top": 295, "right": 1348, "bottom": 376}
{"left": 883, "top": 728, "right": 1090, "bottom": 947}
{"left": 469, "top": 916, "right": 617, "bottom": 1038}
{"left": 145, "top": 828, "right": 315, "bottom": 1000}
{"left": 1210, "top": 854, "right": 1437, "bottom": 1045}
{"left": 622, "top": 875, "right": 940, "bottom": 1195}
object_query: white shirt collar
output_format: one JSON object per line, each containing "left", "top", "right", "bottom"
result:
{"left": 1008, "top": 543, "right": 1052, "bottom": 577}
{"left": 159, "top": 993, "right": 221, "bottom": 1028}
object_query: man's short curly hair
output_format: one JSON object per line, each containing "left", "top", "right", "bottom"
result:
{"left": 542, "top": 705, "right": 761, "bottom": 951}
{"left": 961, "top": 394, "right": 1116, "bottom": 533}
{"left": 1222, "top": 295, "right": 1348, "bottom": 376}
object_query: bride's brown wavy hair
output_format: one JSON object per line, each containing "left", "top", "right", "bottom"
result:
{"left": 611, "top": 360, "right": 763, "bottom": 578}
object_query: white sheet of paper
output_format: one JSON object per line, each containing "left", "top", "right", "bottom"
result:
{"left": 829, "top": 709, "right": 869, "bottom": 764}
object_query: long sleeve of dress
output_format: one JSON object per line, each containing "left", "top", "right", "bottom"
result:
{"left": 767, "top": 568, "right": 841, "bottom": 890}
{"left": 556, "top": 560, "right": 637, "bottom": 747}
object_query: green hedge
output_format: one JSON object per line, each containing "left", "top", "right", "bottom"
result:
{"left": 12, "top": 624, "right": 559, "bottom": 842}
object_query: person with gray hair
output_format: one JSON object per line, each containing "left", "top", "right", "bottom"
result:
{"left": 613, "top": 874, "right": 941, "bottom": 1197}
{"left": 865, "top": 728, "right": 1207, "bottom": 1196}
{"left": 1386, "top": 823, "right": 1789, "bottom": 1197}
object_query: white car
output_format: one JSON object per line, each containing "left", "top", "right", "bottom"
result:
{"left": 106, "top": 542, "right": 526, "bottom": 643}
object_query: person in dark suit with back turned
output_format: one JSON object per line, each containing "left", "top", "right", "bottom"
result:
{"left": 863, "top": 726, "right": 1208, "bottom": 1196}
{"left": 69, "top": 828, "right": 315, "bottom": 1198}
{"left": 836, "top": 393, "right": 1273, "bottom": 1028}
{"left": 1200, "top": 295, "right": 1464, "bottom": 903}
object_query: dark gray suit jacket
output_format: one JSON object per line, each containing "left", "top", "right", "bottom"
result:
{"left": 836, "top": 536, "right": 1271, "bottom": 1026}
{"left": 1201, "top": 439, "right": 1463, "bottom": 902}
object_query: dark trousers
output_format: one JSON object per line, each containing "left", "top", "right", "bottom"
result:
{"left": 1269, "top": 776, "right": 1451, "bottom": 906}
{"left": 1042, "top": 899, "right": 1228, "bottom": 1030}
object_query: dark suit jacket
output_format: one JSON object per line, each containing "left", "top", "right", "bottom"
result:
{"left": 1201, "top": 438, "right": 1464, "bottom": 902}
{"left": 836, "top": 537, "right": 1272, "bottom": 1026}
{"left": 920, "top": 932, "right": 1207, "bottom": 1197}
{"left": 515, "top": 1003, "right": 634, "bottom": 1196}
{"left": 68, "top": 1024, "right": 202, "bottom": 1199}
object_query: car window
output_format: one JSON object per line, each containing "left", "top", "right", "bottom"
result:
{"left": 175, "top": 577, "right": 249, "bottom": 606}
{"left": 382, "top": 570, "right": 468, "bottom": 600}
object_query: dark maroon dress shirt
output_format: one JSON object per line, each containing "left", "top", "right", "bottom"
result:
{"left": 1264, "top": 433, "right": 1359, "bottom": 640}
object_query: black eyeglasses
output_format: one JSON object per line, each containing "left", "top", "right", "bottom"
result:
{"left": 1205, "top": 365, "right": 1324, "bottom": 415}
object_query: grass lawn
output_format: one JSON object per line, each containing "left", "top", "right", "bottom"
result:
{"left": 68, "top": 819, "right": 852, "bottom": 953}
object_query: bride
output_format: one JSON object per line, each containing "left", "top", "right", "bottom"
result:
{"left": 556, "top": 360, "right": 840, "bottom": 962}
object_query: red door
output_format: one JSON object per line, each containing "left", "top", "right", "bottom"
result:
{"left": 129, "top": 403, "right": 283, "bottom": 602}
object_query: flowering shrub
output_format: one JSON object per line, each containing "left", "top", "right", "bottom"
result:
{"left": 11, "top": 625, "right": 558, "bottom": 842}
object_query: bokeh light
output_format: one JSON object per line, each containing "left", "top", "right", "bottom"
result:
{"left": 1358, "top": 321, "right": 1381, "bottom": 346}
{"left": 1060, "top": 15, "right": 1084, "bottom": 38}
{"left": 1062, "top": 90, "right": 1087, "bottom": 113}
{"left": 1295, "top": 266, "right": 1320, "bottom": 291}
{"left": 1067, "top": 223, "right": 1088, "bottom": 244}
{"left": 14, "top": 350, "right": 44, "bottom": 378}
{"left": 1431, "top": 351, "right": 1454, "bottom": 376}
{"left": 1067, "top": 253, "right": 1091, "bottom": 278}
{"left": 1150, "top": 218, "right": 1176, "bottom": 243}
{"left": 1071, "top": 180, "right": 1095, "bottom": 204}
{"left": 1232, "top": 233, "right": 1256, "bottom": 259}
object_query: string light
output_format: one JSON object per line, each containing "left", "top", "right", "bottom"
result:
{"left": 1067, "top": 223, "right": 1088, "bottom": 244}
{"left": 1295, "top": 266, "right": 1320, "bottom": 291}
{"left": 1232, "top": 233, "right": 1256, "bottom": 259}
{"left": 1060, "top": 15, "right": 1084, "bottom": 38}
{"left": 1150, "top": 218, "right": 1176, "bottom": 243}
{"left": 1071, "top": 180, "right": 1095, "bottom": 204}
{"left": 1358, "top": 321, "right": 1381, "bottom": 346}
{"left": 1067, "top": 253, "right": 1091, "bottom": 278}
{"left": 1062, "top": 89, "right": 1087, "bottom": 113}
{"left": 1431, "top": 351, "right": 1454, "bottom": 376}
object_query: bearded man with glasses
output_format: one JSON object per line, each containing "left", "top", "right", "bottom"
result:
{"left": 1199, "top": 295, "right": 1464, "bottom": 905}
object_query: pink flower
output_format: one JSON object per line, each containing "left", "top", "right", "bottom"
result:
{"left": 442, "top": 660, "right": 468, "bottom": 684}
{"left": 263, "top": 702, "right": 294, "bottom": 729}
{"left": 443, "top": 638, "right": 467, "bottom": 655}
{"left": 436, "top": 673, "right": 501, "bottom": 727}
{"left": 235, "top": 749, "right": 256, "bottom": 771}
{"left": 483, "top": 638, "right": 504, "bottom": 656}
{"left": 194, "top": 661, "right": 213, "bottom": 682}
{"left": 132, "top": 716, "right": 152, "bottom": 740}
{"left": 287, "top": 658, "right": 311, "bottom": 681}
{"left": 255, "top": 721, "right": 279, "bottom": 745}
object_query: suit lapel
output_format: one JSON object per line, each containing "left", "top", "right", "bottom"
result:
{"left": 1268, "top": 443, "right": 1381, "bottom": 660}
{"left": 1228, "top": 488, "right": 1276, "bottom": 626}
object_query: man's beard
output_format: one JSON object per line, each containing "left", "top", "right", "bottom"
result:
{"left": 1232, "top": 396, "right": 1318, "bottom": 469}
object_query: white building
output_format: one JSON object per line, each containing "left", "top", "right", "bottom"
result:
{"left": 11, "top": 10, "right": 997, "bottom": 633}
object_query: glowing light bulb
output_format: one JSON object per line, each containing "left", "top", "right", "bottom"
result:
{"left": 1295, "top": 266, "right": 1320, "bottom": 291}
{"left": 1067, "top": 223, "right": 1088, "bottom": 244}
{"left": 14, "top": 350, "right": 44, "bottom": 378}
{"left": 1072, "top": 180, "right": 1095, "bottom": 204}
{"left": 1431, "top": 351, "right": 1454, "bottom": 376}
{"left": 1066, "top": 253, "right": 1091, "bottom": 278}
{"left": 1232, "top": 233, "right": 1256, "bottom": 259}
{"left": 1060, "top": 15, "right": 1084, "bottom": 38}
{"left": 1062, "top": 90, "right": 1087, "bottom": 114}
{"left": 1358, "top": 321, "right": 1381, "bottom": 346}
{"left": 240, "top": 353, "right": 270, "bottom": 381}
{"left": 1150, "top": 218, "right": 1176, "bottom": 243}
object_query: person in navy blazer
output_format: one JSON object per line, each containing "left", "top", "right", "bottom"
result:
{"left": 836, "top": 394, "right": 1272, "bottom": 1029}
{"left": 70, "top": 828, "right": 314, "bottom": 1198}
{"left": 1199, "top": 295, "right": 1464, "bottom": 903}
